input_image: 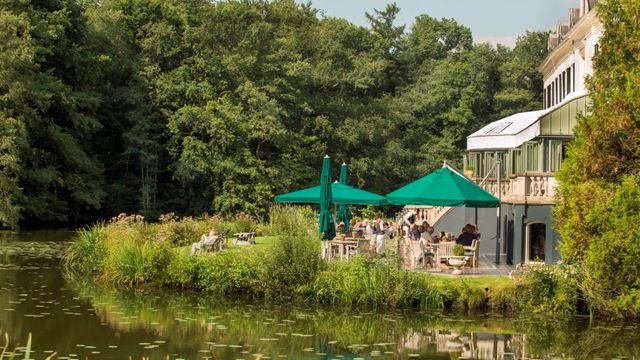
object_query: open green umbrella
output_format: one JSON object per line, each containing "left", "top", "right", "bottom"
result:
{"left": 335, "top": 163, "right": 353, "bottom": 231}
{"left": 318, "top": 155, "right": 336, "bottom": 240}
{"left": 275, "top": 182, "right": 387, "bottom": 205}
{"left": 386, "top": 168, "right": 499, "bottom": 207}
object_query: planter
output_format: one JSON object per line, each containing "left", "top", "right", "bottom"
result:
{"left": 465, "top": 170, "right": 475, "bottom": 178}
{"left": 448, "top": 256, "right": 468, "bottom": 275}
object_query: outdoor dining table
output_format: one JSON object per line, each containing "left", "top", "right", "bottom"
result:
{"left": 327, "top": 237, "right": 369, "bottom": 261}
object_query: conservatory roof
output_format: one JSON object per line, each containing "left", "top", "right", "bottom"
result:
{"left": 467, "top": 110, "right": 546, "bottom": 150}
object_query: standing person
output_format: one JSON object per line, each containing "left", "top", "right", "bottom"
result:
{"left": 374, "top": 217, "right": 385, "bottom": 255}
{"left": 399, "top": 230, "right": 409, "bottom": 269}
{"left": 409, "top": 224, "right": 422, "bottom": 269}
{"left": 402, "top": 210, "right": 416, "bottom": 239}
{"left": 384, "top": 222, "right": 394, "bottom": 240}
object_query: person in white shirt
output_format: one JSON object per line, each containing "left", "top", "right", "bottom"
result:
{"left": 402, "top": 210, "right": 416, "bottom": 238}
{"left": 191, "top": 229, "right": 217, "bottom": 255}
{"left": 374, "top": 217, "right": 385, "bottom": 254}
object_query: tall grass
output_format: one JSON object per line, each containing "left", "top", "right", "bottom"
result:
{"left": 304, "top": 258, "right": 460, "bottom": 309}
{"left": 64, "top": 207, "right": 531, "bottom": 312}
{"left": 63, "top": 225, "right": 107, "bottom": 275}
{"left": 262, "top": 205, "right": 316, "bottom": 236}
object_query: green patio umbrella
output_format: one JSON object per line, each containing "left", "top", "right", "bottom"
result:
{"left": 386, "top": 168, "right": 499, "bottom": 207}
{"left": 335, "top": 163, "right": 353, "bottom": 231}
{"left": 319, "top": 155, "right": 336, "bottom": 240}
{"left": 274, "top": 182, "right": 387, "bottom": 205}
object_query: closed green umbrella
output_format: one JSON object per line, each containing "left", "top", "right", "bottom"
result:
{"left": 319, "top": 155, "right": 336, "bottom": 240}
{"left": 275, "top": 182, "right": 387, "bottom": 205}
{"left": 386, "top": 168, "right": 499, "bottom": 207}
{"left": 336, "top": 163, "right": 353, "bottom": 231}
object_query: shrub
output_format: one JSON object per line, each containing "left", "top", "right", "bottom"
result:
{"left": 579, "top": 176, "right": 640, "bottom": 317}
{"left": 265, "top": 233, "right": 323, "bottom": 299}
{"left": 101, "top": 238, "right": 172, "bottom": 286}
{"left": 453, "top": 244, "right": 465, "bottom": 256}
{"left": 196, "top": 252, "right": 265, "bottom": 297}
{"left": 165, "top": 252, "right": 201, "bottom": 287}
{"left": 510, "top": 263, "right": 583, "bottom": 314}
{"left": 63, "top": 225, "right": 107, "bottom": 276}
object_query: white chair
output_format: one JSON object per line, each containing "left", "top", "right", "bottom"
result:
{"left": 464, "top": 239, "right": 479, "bottom": 268}
{"left": 436, "top": 242, "right": 456, "bottom": 267}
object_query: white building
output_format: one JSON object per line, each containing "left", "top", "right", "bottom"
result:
{"left": 405, "top": 0, "right": 602, "bottom": 265}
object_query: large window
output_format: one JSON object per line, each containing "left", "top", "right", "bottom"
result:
{"left": 548, "top": 140, "right": 564, "bottom": 172}
{"left": 524, "top": 141, "right": 541, "bottom": 172}
{"left": 510, "top": 148, "right": 523, "bottom": 174}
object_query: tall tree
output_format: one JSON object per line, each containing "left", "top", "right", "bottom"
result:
{"left": 0, "top": 0, "right": 105, "bottom": 227}
{"left": 494, "top": 31, "right": 549, "bottom": 118}
{"left": 554, "top": 0, "right": 640, "bottom": 317}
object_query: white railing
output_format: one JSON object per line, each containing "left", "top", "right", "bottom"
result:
{"left": 474, "top": 173, "right": 557, "bottom": 204}
{"left": 398, "top": 205, "right": 453, "bottom": 227}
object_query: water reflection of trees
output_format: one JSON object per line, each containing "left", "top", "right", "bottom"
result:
{"left": 69, "top": 281, "right": 639, "bottom": 359}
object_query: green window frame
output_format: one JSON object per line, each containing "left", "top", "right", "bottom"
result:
{"left": 524, "top": 141, "right": 541, "bottom": 172}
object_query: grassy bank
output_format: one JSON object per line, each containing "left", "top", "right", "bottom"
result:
{"left": 63, "top": 207, "right": 585, "bottom": 314}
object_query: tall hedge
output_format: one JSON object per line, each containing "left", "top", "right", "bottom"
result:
{"left": 554, "top": 0, "right": 640, "bottom": 317}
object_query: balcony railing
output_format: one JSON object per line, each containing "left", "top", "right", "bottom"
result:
{"left": 398, "top": 173, "right": 558, "bottom": 228}
{"left": 475, "top": 173, "right": 557, "bottom": 204}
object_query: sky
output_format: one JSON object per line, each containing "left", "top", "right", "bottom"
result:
{"left": 295, "top": 0, "right": 580, "bottom": 48}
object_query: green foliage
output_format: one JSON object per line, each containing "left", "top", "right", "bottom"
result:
{"left": 453, "top": 244, "right": 465, "bottom": 256}
{"left": 263, "top": 205, "right": 316, "bottom": 236}
{"left": 65, "top": 209, "right": 517, "bottom": 311}
{"left": 553, "top": 0, "right": 640, "bottom": 318}
{"left": 510, "top": 264, "right": 583, "bottom": 314}
{"left": 266, "top": 233, "right": 323, "bottom": 299}
{"left": 0, "top": 0, "right": 547, "bottom": 227}
{"left": 579, "top": 176, "right": 640, "bottom": 317}
{"left": 63, "top": 225, "right": 107, "bottom": 275}
{"left": 196, "top": 250, "right": 266, "bottom": 297}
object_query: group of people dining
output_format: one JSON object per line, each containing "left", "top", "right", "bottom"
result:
{"left": 335, "top": 217, "right": 393, "bottom": 255}
{"left": 331, "top": 211, "right": 480, "bottom": 269}
{"left": 400, "top": 214, "right": 480, "bottom": 269}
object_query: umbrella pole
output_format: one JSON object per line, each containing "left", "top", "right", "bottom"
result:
{"left": 495, "top": 160, "right": 502, "bottom": 265}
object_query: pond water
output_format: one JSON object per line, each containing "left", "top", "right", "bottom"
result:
{"left": 1, "top": 231, "right": 639, "bottom": 360}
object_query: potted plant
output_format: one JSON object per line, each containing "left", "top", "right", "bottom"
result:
{"left": 465, "top": 166, "right": 475, "bottom": 179}
{"left": 448, "top": 244, "right": 468, "bottom": 275}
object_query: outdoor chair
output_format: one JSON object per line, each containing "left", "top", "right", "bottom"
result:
{"left": 206, "top": 229, "right": 229, "bottom": 252}
{"left": 233, "top": 231, "right": 256, "bottom": 245}
{"left": 436, "top": 242, "right": 456, "bottom": 267}
{"left": 463, "top": 239, "right": 479, "bottom": 268}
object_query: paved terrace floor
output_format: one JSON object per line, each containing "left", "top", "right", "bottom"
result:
{"left": 416, "top": 253, "right": 516, "bottom": 276}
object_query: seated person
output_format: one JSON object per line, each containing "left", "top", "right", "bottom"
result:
{"left": 336, "top": 221, "right": 346, "bottom": 234}
{"left": 410, "top": 224, "right": 421, "bottom": 241}
{"left": 190, "top": 229, "right": 218, "bottom": 255}
{"left": 420, "top": 226, "right": 435, "bottom": 243}
{"left": 456, "top": 224, "right": 477, "bottom": 247}
{"left": 349, "top": 219, "right": 357, "bottom": 232}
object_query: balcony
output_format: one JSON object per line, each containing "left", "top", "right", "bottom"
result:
{"left": 398, "top": 173, "right": 558, "bottom": 228}
{"left": 475, "top": 173, "right": 557, "bottom": 205}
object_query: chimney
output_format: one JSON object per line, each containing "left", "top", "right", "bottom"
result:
{"left": 569, "top": 8, "right": 580, "bottom": 27}
{"left": 548, "top": 33, "right": 559, "bottom": 51}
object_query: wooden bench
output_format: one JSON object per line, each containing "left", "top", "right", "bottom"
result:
{"left": 233, "top": 232, "right": 256, "bottom": 245}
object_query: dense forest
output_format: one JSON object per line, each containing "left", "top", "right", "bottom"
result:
{"left": 0, "top": 0, "right": 547, "bottom": 228}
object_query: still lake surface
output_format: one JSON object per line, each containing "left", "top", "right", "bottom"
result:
{"left": 1, "top": 231, "right": 639, "bottom": 360}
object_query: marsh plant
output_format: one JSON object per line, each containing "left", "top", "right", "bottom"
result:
{"left": 64, "top": 206, "right": 594, "bottom": 314}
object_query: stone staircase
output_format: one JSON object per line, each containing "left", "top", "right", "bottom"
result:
{"left": 395, "top": 205, "right": 454, "bottom": 228}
